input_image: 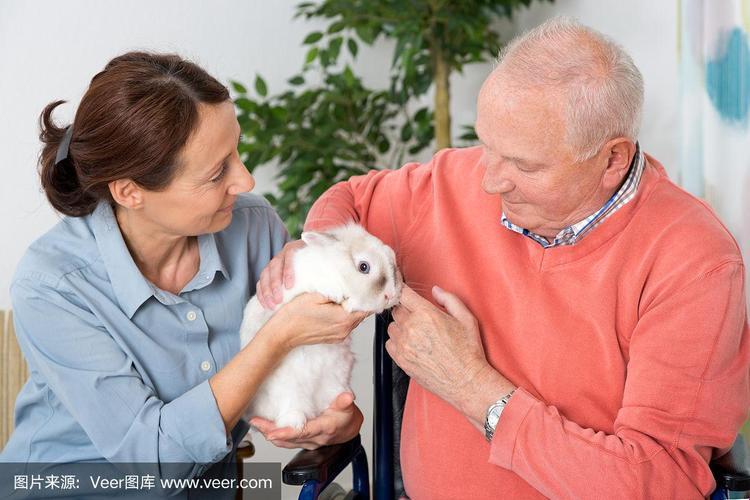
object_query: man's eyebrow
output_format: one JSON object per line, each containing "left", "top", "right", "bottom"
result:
{"left": 474, "top": 129, "right": 544, "bottom": 168}
{"left": 503, "top": 155, "right": 546, "bottom": 169}
{"left": 504, "top": 155, "right": 529, "bottom": 164}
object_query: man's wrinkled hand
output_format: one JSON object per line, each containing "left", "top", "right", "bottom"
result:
{"left": 387, "top": 286, "right": 499, "bottom": 412}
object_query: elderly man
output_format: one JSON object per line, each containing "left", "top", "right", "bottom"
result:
{"left": 254, "top": 18, "right": 749, "bottom": 498}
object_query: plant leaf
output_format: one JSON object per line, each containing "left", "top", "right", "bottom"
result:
{"left": 254, "top": 75, "right": 268, "bottom": 97}
{"left": 305, "top": 47, "right": 319, "bottom": 64}
{"left": 231, "top": 81, "right": 247, "bottom": 94}
{"left": 347, "top": 38, "right": 358, "bottom": 58}
{"left": 303, "top": 31, "right": 324, "bottom": 44}
{"left": 327, "top": 21, "right": 347, "bottom": 34}
{"left": 288, "top": 75, "right": 305, "bottom": 86}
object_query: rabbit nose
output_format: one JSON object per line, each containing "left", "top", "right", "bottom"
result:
{"left": 384, "top": 293, "right": 390, "bottom": 301}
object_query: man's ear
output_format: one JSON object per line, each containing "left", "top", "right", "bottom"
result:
{"left": 108, "top": 179, "right": 144, "bottom": 210}
{"left": 601, "top": 138, "right": 636, "bottom": 190}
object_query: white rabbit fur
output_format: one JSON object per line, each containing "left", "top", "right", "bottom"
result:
{"left": 239, "top": 223, "right": 402, "bottom": 430}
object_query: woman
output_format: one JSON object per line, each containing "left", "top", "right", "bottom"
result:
{"left": 0, "top": 52, "right": 365, "bottom": 477}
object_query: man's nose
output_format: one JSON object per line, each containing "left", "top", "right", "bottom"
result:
{"left": 482, "top": 164, "right": 514, "bottom": 194}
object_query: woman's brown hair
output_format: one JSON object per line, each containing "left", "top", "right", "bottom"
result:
{"left": 39, "top": 51, "right": 230, "bottom": 217}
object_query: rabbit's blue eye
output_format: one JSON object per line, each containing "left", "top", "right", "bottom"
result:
{"left": 358, "top": 261, "right": 370, "bottom": 274}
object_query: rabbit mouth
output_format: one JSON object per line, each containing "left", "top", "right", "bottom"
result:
{"left": 385, "top": 293, "right": 401, "bottom": 309}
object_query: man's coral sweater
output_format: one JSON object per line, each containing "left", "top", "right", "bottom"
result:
{"left": 305, "top": 146, "right": 749, "bottom": 499}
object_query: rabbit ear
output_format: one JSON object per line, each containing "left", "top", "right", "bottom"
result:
{"left": 301, "top": 231, "right": 339, "bottom": 246}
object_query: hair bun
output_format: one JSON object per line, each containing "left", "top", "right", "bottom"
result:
{"left": 38, "top": 101, "right": 98, "bottom": 217}
{"left": 43, "top": 154, "right": 98, "bottom": 217}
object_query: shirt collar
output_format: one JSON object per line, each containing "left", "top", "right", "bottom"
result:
{"left": 501, "top": 142, "right": 644, "bottom": 248}
{"left": 90, "top": 201, "right": 229, "bottom": 317}
{"left": 186, "top": 232, "right": 230, "bottom": 292}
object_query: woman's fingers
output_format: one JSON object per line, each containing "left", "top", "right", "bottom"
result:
{"left": 249, "top": 417, "right": 276, "bottom": 433}
{"left": 266, "top": 394, "right": 353, "bottom": 443}
{"left": 282, "top": 243, "right": 299, "bottom": 289}
{"left": 270, "top": 439, "right": 320, "bottom": 450}
{"left": 265, "top": 395, "right": 360, "bottom": 449}
{"left": 268, "top": 416, "right": 333, "bottom": 442}
{"left": 270, "top": 293, "right": 370, "bottom": 348}
{"left": 261, "top": 256, "right": 285, "bottom": 308}
{"left": 278, "top": 240, "right": 306, "bottom": 294}
{"left": 268, "top": 257, "right": 285, "bottom": 305}
{"left": 330, "top": 392, "right": 355, "bottom": 410}
{"left": 350, "top": 311, "right": 369, "bottom": 328}
{"left": 257, "top": 240, "right": 306, "bottom": 309}
{"left": 257, "top": 261, "right": 277, "bottom": 309}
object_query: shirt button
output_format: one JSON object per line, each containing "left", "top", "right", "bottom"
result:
{"left": 200, "top": 361, "right": 211, "bottom": 372}
{"left": 186, "top": 311, "right": 197, "bottom": 321}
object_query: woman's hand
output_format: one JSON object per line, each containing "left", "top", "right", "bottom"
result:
{"left": 211, "top": 295, "right": 365, "bottom": 436}
{"left": 256, "top": 239, "right": 306, "bottom": 309}
{"left": 250, "top": 392, "right": 364, "bottom": 450}
{"left": 261, "top": 293, "right": 369, "bottom": 352}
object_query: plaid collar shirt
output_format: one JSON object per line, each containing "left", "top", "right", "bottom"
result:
{"left": 500, "top": 143, "right": 645, "bottom": 248}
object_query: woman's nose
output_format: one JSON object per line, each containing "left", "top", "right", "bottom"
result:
{"left": 228, "top": 160, "right": 255, "bottom": 195}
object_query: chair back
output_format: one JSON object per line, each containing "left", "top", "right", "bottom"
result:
{"left": 0, "top": 310, "right": 29, "bottom": 450}
{"left": 373, "top": 312, "right": 409, "bottom": 500}
{"left": 711, "top": 435, "right": 750, "bottom": 499}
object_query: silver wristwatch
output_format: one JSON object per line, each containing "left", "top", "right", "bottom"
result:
{"left": 484, "top": 389, "right": 516, "bottom": 442}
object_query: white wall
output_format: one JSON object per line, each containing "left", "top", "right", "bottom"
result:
{"left": 0, "top": 0, "right": 680, "bottom": 310}
{"left": 0, "top": 1, "right": 679, "bottom": 498}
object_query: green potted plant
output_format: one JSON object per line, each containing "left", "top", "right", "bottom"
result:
{"left": 233, "top": 0, "right": 552, "bottom": 236}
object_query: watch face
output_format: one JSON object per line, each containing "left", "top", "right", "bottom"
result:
{"left": 485, "top": 408, "right": 500, "bottom": 442}
{"left": 487, "top": 410, "right": 500, "bottom": 428}
{"left": 485, "top": 391, "right": 515, "bottom": 442}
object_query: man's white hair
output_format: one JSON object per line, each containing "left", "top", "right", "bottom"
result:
{"left": 497, "top": 17, "right": 644, "bottom": 161}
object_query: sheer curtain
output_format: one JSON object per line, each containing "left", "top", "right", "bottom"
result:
{"left": 680, "top": 0, "right": 750, "bottom": 304}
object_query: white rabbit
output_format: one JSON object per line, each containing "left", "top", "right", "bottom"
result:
{"left": 239, "top": 223, "right": 402, "bottom": 430}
